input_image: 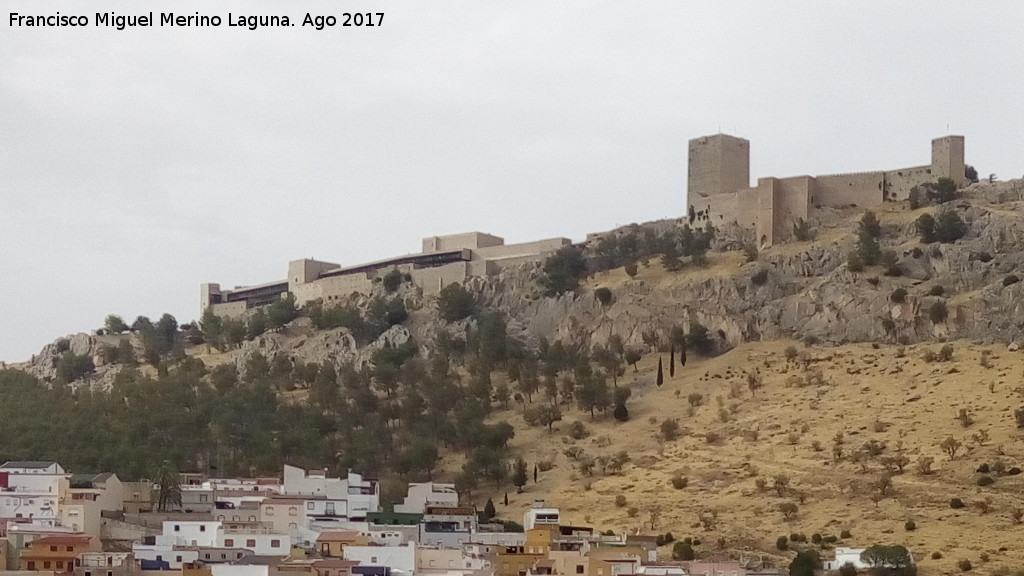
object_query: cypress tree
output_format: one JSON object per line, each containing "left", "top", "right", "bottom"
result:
{"left": 669, "top": 343, "right": 675, "bottom": 377}
{"left": 656, "top": 357, "right": 664, "bottom": 386}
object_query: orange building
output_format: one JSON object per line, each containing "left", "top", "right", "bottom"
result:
{"left": 20, "top": 536, "right": 100, "bottom": 573}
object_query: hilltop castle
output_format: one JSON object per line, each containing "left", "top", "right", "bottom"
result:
{"left": 687, "top": 133, "right": 968, "bottom": 246}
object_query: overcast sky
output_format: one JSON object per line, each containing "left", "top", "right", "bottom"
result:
{"left": 1, "top": 1, "right": 1022, "bottom": 362}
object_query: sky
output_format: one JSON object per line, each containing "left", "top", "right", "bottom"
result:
{"left": 1, "top": 1, "right": 1022, "bottom": 362}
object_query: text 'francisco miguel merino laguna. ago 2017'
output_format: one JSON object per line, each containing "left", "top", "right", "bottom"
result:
{"left": 9, "top": 12, "right": 384, "bottom": 30}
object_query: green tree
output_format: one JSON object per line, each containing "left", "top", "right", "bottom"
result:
{"left": 916, "top": 213, "right": 937, "bottom": 243}
{"left": 512, "top": 457, "right": 528, "bottom": 492}
{"left": 656, "top": 357, "right": 664, "bottom": 386}
{"left": 155, "top": 460, "right": 182, "bottom": 512}
{"left": 859, "top": 210, "right": 881, "bottom": 238}
{"left": 104, "top": 315, "right": 129, "bottom": 334}
{"left": 483, "top": 497, "right": 496, "bottom": 521}
{"left": 858, "top": 230, "right": 881, "bottom": 266}
{"left": 624, "top": 349, "right": 642, "bottom": 372}
{"left": 540, "top": 245, "right": 588, "bottom": 296}
{"left": 438, "top": 283, "right": 476, "bottom": 322}
{"left": 199, "top": 308, "right": 224, "bottom": 350}
{"left": 789, "top": 550, "right": 820, "bottom": 576}
{"left": 860, "top": 545, "right": 913, "bottom": 571}
{"left": 686, "top": 323, "right": 713, "bottom": 356}
{"left": 382, "top": 269, "right": 403, "bottom": 293}
{"left": 793, "top": 218, "right": 815, "bottom": 241}
{"left": 56, "top": 351, "right": 94, "bottom": 384}
{"left": 672, "top": 541, "right": 695, "bottom": 561}
{"left": 935, "top": 210, "right": 967, "bottom": 243}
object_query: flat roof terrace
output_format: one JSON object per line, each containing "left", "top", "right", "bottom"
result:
{"left": 319, "top": 249, "right": 470, "bottom": 278}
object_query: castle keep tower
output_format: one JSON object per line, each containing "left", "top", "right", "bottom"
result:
{"left": 687, "top": 134, "right": 750, "bottom": 199}
{"left": 931, "top": 135, "right": 966, "bottom": 187}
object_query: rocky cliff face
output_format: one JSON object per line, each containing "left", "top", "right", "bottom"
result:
{"left": 22, "top": 179, "right": 1024, "bottom": 386}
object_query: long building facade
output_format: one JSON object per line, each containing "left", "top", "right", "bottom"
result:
{"left": 201, "top": 232, "right": 571, "bottom": 318}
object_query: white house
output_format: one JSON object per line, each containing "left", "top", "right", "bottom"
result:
{"left": 394, "top": 483, "right": 459, "bottom": 514}
{"left": 523, "top": 501, "right": 559, "bottom": 531}
{"left": 212, "top": 564, "right": 270, "bottom": 576}
{"left": 823, "top": 547, "right": 918, "bottom": 571}
{"left": 0, "top": 461, "right": 69, "bottom": 531}
{"left": 344, "top": 542, "right": 417, "bottom": 574}
{"left": 281, "top": 466, "right": 379, "bottom": 522}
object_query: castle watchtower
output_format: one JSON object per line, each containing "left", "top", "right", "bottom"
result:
{"left": 688, "top": 134, "right": 750, "bottom": 199}
{"left": 931, "top": 135, "right": 966, "bottom": 187}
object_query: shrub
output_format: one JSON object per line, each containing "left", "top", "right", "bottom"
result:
{"left": 624, "top": 262, "right": 638, "bottom": 277}
{"left": 977, "top": 251, "right": 993, "bottom": 263}
{"left": 811, "top": 533, "right": 822, "bottom": 544}
{"left": 569, "top": 420, "right": 589, "bottom": 440}
{"left": 977, "top": 475, "right": 995, "bottom": 486}
{"left": 627, "top": 506, "right": 638, "bottom": 518}
{"left": 743, "top": 243, "right": 759, "bottom": 263}
{"left": 958, "top": 559, "right": 972, "bottom": 572}
{"left": 840, "top": 529, "right": 852, "bottom": 539}
{"left": 936, "top": 211, "right": 968, "bottom": 243}
{"left": 595, "top": 287, "right": 613, "bottom": 305}
{"left": 615, "top": 495, "right": 627, "bottom": 508}
{"left": 660, "top": 418, "right": 681, "bottom": 441}
{"left": 670, "top": 474, "right": 688, "bottom": 489}
{"left": 928, "top": 285, "right": 945, "bottom": 296}
{"left": 839, "top": 563, "right": 857, "bottom": 576}
{"left": 890, "top": 288, "right": 908, "bottom": 303}
{"left": 931, "top": 552, "right": 942, "bottom": 560}
{"left": 776, "top": 536, "right": 788, "bottom": 551}
{"left": 882, "top": 250, "right": 902, "bottom": 276}
{"left": 1003, "top": 274, "right": 1020, "bottom": 287}
{"left": 911, "top": 247, "right": 923, "bottom": 258}
{"left": 382, "top": 269, "right": 403, "bottom": 293}
{"left": 950, "top": 497, "right": 965, "bottom": 509}
{"left": 541, "top": 245, "right": 588, "bottom": 295}
{"left": 916, "top": 213, "right": 937, "bottom": 243}
{"left": 672, "top": 540, "right": 695, "bottom": 560}
{"left": 929, "top": 301, "right": 949, "bottom": 324}
{"left": 438, "top": 283, "right": 476, "bottom": 322}
{"left": 537, "top": 459, "right": 554, "bottom": 472}
{"left": 847, "top": 251, "right": 865, "bottom": 272}
{"left": 785, "top": 346, "right": 799, "bottom": 362}
{"left": 751, "top": 268, "right": 769, "bottom": 286}
{"left": 905, "top": 520, "right": 916, "bottom": 531}
{"left": 793, "top": 218, "right": 815, "bottom": 241}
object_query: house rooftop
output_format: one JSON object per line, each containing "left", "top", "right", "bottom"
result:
{"left": 0, "top": 461, "right": 60, "bottom": 469}
{"left": 32, "top": 536, "right": 92, "bottom": 546}
{"left": 317, "top": 531, "right": 361, "bottom": 542}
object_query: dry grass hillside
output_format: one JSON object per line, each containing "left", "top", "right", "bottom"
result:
{"left": 479, "top": 338, "right": 1024, "bottom": 574}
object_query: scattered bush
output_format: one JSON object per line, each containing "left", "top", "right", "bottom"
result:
{"left": 627, "top": 506, "right": 638, "bottom": 518}
{"left": 382, "top": 268, "right": 403, "bottom": 293}
{"left": 751, "top": 268, "right": 769, "bottom": 286}
{"left": 916, "top": 213, "right": 937, "bottom": 243}
{"left": 958, "top": 559, "right": 972, "bottom": 572}
{"left": 776, "top": 536, "right": 788, "bottom": 551}
{"left": 847, "top": 251, "right": 865, "bottom": 272}
{"left": 950, "top": 497, "right": 965, "bottom": 509}
{"left": 840, "top": 529, "right": 852, "bottom": 539}
{"left": 437, "top": 283, "right": 476, "bottom": 322}
{"left": 568, "top": 420, "right": 589, "bottom": 440}
{"left": 977, "top": 475, "right": 995, "bottom": 487}
{"left": 931, "top": 552, "right": 942, "bottom": 560}
{"left": 743, "top": 243, "right": 759, "bottom": 263}
{"left": 1003, "top": 274, "right": 1020, "bottom": 287}
{"left": 929, "top": 301, "right": 949, "bottom": 324}
{"left": 811, "top": 533, "right": 822, "bottom": 544}
{"left": 595, "top": 287, "right": 613, "bottom": 305}
{"left": 882, "top": 250, "right": 902, "bottom": 276}
{"left": 672, "top": 540, "right": 695, "bottom": 560}
{"left": 928, "top": 285, "right": 945, "bottom": 296}
{"left": 615, "top": 495, "right": 627, "bottom": 508}
{"left": 936, "top": 211, "right": 968, "bottom": 243}
{"left": 624, "top": 262, "right": 638, "bottom": 277}
{"left": 670, "top": 474, "right": 688, "bottom": 489}
{"left": 793, "top": 218, "right": 815, "bottom": 241}
{"left": 660, "top": 418, "right": 681, "bottom": 441}
{"left": 839, "top": 563, "right": 857, "bottom": 576}
{"left": 905, "top": 520, "right": 916, "bottom": 531}
{"left": 890, "top": 288, "right": 908, "bottom": 303}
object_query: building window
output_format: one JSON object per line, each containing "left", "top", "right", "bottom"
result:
{"left": 200, "top": 494, "right": 209, "bottom": 502}
{"left": 27, "top": 562, "right": 36, "bottom": 570}
{"left": 266, "top": 507, "right": 274, "bottom": 516}
{"left": 221, "top": 554, "right": 227, "bottom": 560}
{"left": 50, "top": 546, "right": 58, "bottom": 552}
{"left": 246, "top": 540, "right": 256, "bottom": 547}
{"left": 177, "top": 556, "right": 183, "bottom": 562}
{"left": 289, "top": 507, "right": 297, "bottom": 516}
{"left": 200, "top": 525, "right": 206, "bottom": 532}
{"left": 271, "top": 540, "right": 281, "bottom": 548}
{"left": 576, "top": 566, "right": 585, "bottom": 574}
{"left": 307, "top": 502, "right": 314, "bottom": 510}
{"left": 371, "top": 558, "right": 378, "bottom": 564}
{"left": 174, "top": 525, "right": 181, "bottom": 531}
{"left": 57, "top": 562, "right": 64, "bottom": 569}
{"left": 66, "top": 546, "right": 74, "bottom": 552}
{"left": 44, "top": 562, "right": 52, "bottom": 569}
{"left": 225, "top": 539, "right": 234, "bottom": 547}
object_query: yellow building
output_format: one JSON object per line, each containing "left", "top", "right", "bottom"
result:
{"left": 20, "top": 536, "right": 99, "bottom": 573}
{"left": 315, "top": 531, "right": 369, "bottom": 558}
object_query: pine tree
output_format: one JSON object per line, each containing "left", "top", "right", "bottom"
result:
{"left": 533, "top": 464, "right": 538, "bottom": 483}
{"left": 504, "top": 492, "right": 509, "bottom": 506}
{"left": 669, "top": 343, "right": 675, "bottom": 377}
{"left": 656, "top": 357, "right": 664, "bottom": 386}
{"left": 483, "top": 497, "right": 496, "bottom": 521}
{"left": 513, "top": 457, "right": 529, "bottom": 493}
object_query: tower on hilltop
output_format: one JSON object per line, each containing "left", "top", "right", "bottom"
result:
{"left": 931, "top": 135, "right": 967, "bottom": 187}
{"left": 687, "top": 134, "right": 750, "bottom": 199}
